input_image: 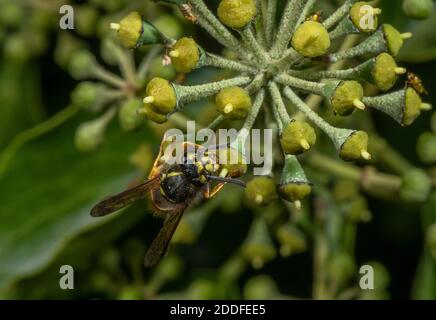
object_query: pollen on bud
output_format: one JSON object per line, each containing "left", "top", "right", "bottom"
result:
{"left": 291, "top": 21, "right": 331, "bottom": 58}
{"left": 329, "top": 81, "right": 365, "bottom": 116}
{"left": 170, "top": 37, "right": 200, "bottom": 73}
{"left": 339, "top": 131, "right": 370, "bottom": 161}
{"left": 145, "top": 77, "right": 177, "bottom": 115}
{"left": 280, "top": 120, "right": 316, "bottom": 155}
{"left": 245, "top": 177, "right": 278, "bottom": 206}
{"left": 215, "top": 86, "right": 252, "bottom": 120}
{"left": 373, "top": 53, "right": 402, "bottom": 91}
{"left": 217, "top": 0, "right": 257, "bottom": 29}
{"left": 382, "top": 24, "right": 409, "bottom": 56}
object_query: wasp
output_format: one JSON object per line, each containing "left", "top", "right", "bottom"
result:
{"left": 307, "top": 11, "right": 323, "bottom": 23}
{"left": 90, "top": 138, "right": 246, "bottom": 267}
{"left": 179, "top": 4, "right": 197, "bottom": 24}
{"left": 406, "top": 72, "right": 428, "bottom": 95}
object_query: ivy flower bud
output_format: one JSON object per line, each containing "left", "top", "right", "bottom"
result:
{"left": 371, "top": 53, "right": 405, "bottom": 91}
{"left": 169, "top": 37, "right": 201, "bottom": 73}
{"left": 327, "top": 253, "right": 356, "bottom": 288}
{"left": 217, "top": 0, "right": 257, "bottom": 29}
{"left": 350, "top": 2, "right": 381, "bottom": 33}
{"left": 138, "top": 103, "right": 168, "bottom": 124}
{"left": 215, "top": 86, "right": 252, "bottom": 120}
{"left": 403, "top": 0, "right": 434, "bottom": 20}
{"left": 339, "top": 130, "right": 371, "bottom": 161}
{"left": 242, "top": 218, "right": 276, "bottom": 269}
{"left": 417, "top": 132, "right": 436, "bottom": 164}
{"left": 400, "top": 168, "right": 432, "bottom": 202}
{"left": 325, "top": 81, "right": 365, "bottom": 116}
{"left": 276, "top": 224, "right": 307, "bottom": 257}
{"left": 118, "top": 98, "right": 145, "bottom": 131}
{"left": 74, "top": 110, "right": 115, "bottom": 152}
{"left": 363, "top": 88, "right": 424, "bottom": 126}
{"left": 110, "top": 11, "right": 165, "bottom": 49}
{"left": 217, "top": 147, "right": 247, "bottom": 178}
{"left": 245, "top": 177, "right": 278, "bottom": 206}
{"left": 291, "top": 21, "right": 331, "bottom": 58}
{"left": 383, "top": 24, "right": 412, "bottom": 56}
{"left": 243, "top": 276, "right": 280, "bottom": 300}
{"left": 277, "top": 156, "right": 312, "bottom": 208}
{"left": 68, "top": 49, "right": 97, "bottom": 79}
{"left": 144, "top": 77, "right": 177, "bottom": 115}
{"left": 71, "top": 81, "right": 104, "bottom": 110}
{"left": 280, "top": 120, "right": 316, "bottom": 155}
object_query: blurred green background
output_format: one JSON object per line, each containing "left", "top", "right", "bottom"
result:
{"left": 0, "top": 0, "right": 436, "bottom": 300}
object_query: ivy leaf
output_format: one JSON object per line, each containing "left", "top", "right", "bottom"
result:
{"left": 0, "top": 115, "right": 150, "bottom": 293}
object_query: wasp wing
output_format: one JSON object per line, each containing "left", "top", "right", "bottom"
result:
{"left": 90, "top": 178, "right": 159, "bottom": 217}
{"left": 144, "top": 207, "right": 187, "bottom": 267}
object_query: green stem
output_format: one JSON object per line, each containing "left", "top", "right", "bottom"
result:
{"left": 264, "top": 0, "right": 277, "bottom": 46}
{"left": 0, "top": 104, "right": 81, "bottom": 178}
{"left": 202, "top": 53, "right": 257, "bottom": 73}
{"left": 268, "top": 82, "right": 291, "bottom": 124}
{"left": 240, "top": 26, "right": 269, "bottom": 65}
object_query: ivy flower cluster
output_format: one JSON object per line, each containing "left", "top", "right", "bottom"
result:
{"left": 109, "top": 0, "right": 431, "bottom": 208}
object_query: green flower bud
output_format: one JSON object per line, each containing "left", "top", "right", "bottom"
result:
{"left": 372, "top": 53, "right": 405, "bottom": 91}
{"left": 169, "top": 37, "right": 201, "bottom": 73}
{"left": 363, "top": 88, "right": 424, "bottom": 126}
{"left": 417, "top": 132, "right": 436, "bottom": 164}
{"left": 68, "top": 49, "right": 97, "bottom": 79}
{"left": 75, "top": 110, "right": 114, "bottom": 152}
{"left": 118, "top": 98, "right": 145, "bottom": 131}
{"left": 75, "top": 5, "right": 99, "bottom": 37}
{"left": 426, "top": 223, "right": 436, "bottom": 259}
{"left": 217, "top": 0, "right": 257, "bottom": 29}
{"left": 327, "top": 253, "right": 356, "bottom": 288}
{"left": 350, "top": 2, "right": 380, "bottom": 33}
{"left": 110, "top": 11, "right": 165, "bottom": 49}
{"left": 153, "top": 14, "right": 184, "bottom": 39}
{"left": 143, "top": 77, "right": 177, "bottom": 115}
{"left": 187, "top": 279, "right": 217, "bottom": 300}
{"left": 383, "top": 24, "right": 411, "bottom": 56}
{"left": 215, "top": 86, "right": 252, "bottom": 120}
{"left": 291, "top": 21, "right": 331, "bottom": 58}
{"left": 325, "top": 80, "right": 365, "bottom": 116}
{"left": 150, "top": 56, "right": 177, "bottom": 80}
{"left": 3, "top": 33, "right": 31, "bottom": 63}
{"left": 71, "top": 81, "right": 105, "bottom": 110}
{"left": 153, "top": 254, "right": 183, "bottom": 281}
{"left": 400, "top": 168, "right": 432, "bottom": 202}
{"left": 276, "top": 224, "right": 307, "bottom": 257}
{"left": 54, "top": 32, "right": 85, "bottom": 69}
{"left": 242, "top": 218, "right": 276, "bottom": 269}
{"left": 172, "top": 209, "right": 210, "bottom": 244}
{"left": 339, "top": 130, "right": 371, "bottom": 162}
{"left": 0, "top": 1, "right": 23, "bottom": 28}
{"left": 100, "top": 37, "right": 120, "bottom": 66}
{"left": 277, "top": 156, "right": 312, "bottom": 208}
{"left": 333, "top": 180, "right": 360, "bottom": 202}
{"left": 280, "top": 120, "right": 316, "bottom": 155}
{"left": 403, "top": 0, "right": 434, "bottom": 20}
{"left": 243, "top": 275, "right": 280, "bottom": 300}
{"left": 117, "top": 286, "right": 143, "bottom": 300}
{"left": 139, "top": 103, "right": 168, "bottom": 124}
{"left": 245, "top": 177, "right": 278, "bottom": 206}
{"left": 217, "top": 147, "right": 248, "bottom": 178}
{"left": 345, "top": 196, "right": 372, "bottom": 223}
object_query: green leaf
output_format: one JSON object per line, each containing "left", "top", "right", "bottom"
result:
{"left": 0, "top": 115, "right": 150, "bottom": 293}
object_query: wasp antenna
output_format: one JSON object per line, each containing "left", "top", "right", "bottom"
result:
{"left": 206, "top": 175, "right": 246, "bottom": 188}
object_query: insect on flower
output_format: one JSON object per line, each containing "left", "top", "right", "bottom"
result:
{"left": 90, "top": 139, "right": 246, "bottom": 267}
{"left": 180, "top": 3, "right": 197, "bottom": 24}
{"left": 307, "top": 11, "right": 324, "bottom": 23}
{"left": 406, "top": 72, "right": 428, "bottom": 95}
